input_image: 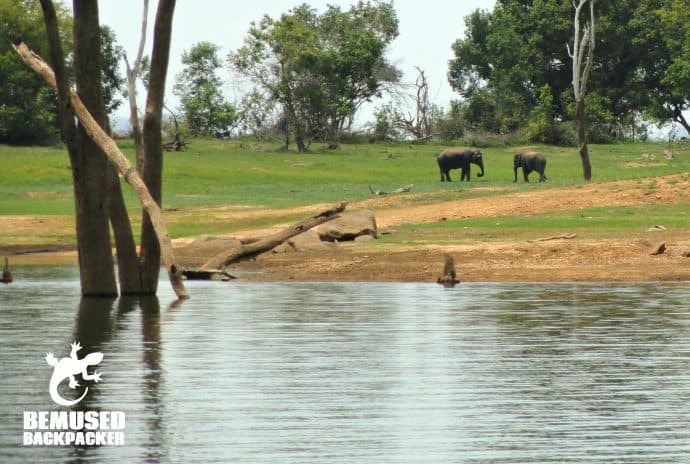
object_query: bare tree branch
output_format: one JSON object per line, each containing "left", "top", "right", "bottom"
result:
{"left": 124, "top": 0, "right": 149, "bottom": 172}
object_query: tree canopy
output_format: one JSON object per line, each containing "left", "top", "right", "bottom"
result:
{"left": 174, "top": 41, "right": 236, "bottom": 137}
{"left": 0, "top": 0, "right": 71, "bottom": 144}
{"left": 229, "top": 1, "right": 400, "bottom": 151}
{"left": 448, "top": 0, "right": 690, "bottom": 139}
{"left": 0, "top": 0, "right": 125, "bottom": 144}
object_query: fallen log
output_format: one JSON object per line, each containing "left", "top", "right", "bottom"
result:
{"left": 528, "top": 233, "right": 577, "bottom": 243}
{"left": 650, "top": 242, "right": 666, "bottom": 256}
{"left": 182, "top": 269, "right": 235, "bottom": 281}
{"left": 369, "top": 184, "right": 414, "bottom": 196}
{"left": 197, "top": 202, "right": 347, "bottom": 272}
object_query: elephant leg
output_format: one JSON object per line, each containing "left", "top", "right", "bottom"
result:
{"left": 523, "top": 167, "right": 530, "bottom": 182}
{"left": 539, "top": 172, "right": 546, "bottom": 182}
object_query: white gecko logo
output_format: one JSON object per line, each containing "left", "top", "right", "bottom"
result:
{"left": 45, "top": 342, "right": 103, "bottom": 407}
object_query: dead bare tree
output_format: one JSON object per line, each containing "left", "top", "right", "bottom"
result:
{"left": 37, "top": 0, "right": 116, "bottom": 296}
{"left": 397, "top": 66, "right": 434, "bottom": 140}
{"left": 14, "top": 41, "right": 187, "bottom": 299}
{"left": 122, "top": 0, "right": 148, "bottom": 173}
{"left": 24, "top": 0, "right": 187, "bottom": 298}
{"left": 567, "top": 0, "right": 595, "bottom": 181}
{"left": 139, "top": 0, "right": 177, "bottom": 294}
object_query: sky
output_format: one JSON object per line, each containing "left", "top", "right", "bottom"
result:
{"left": 96, "top": 0, "right": 497, "bottom": 128}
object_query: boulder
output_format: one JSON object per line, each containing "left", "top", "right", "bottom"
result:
{"left": 272, "top": 230, "right": 337, "bottom": 253}
{"left": 316, "top": 210, "right": 378, "bottom": 242}
{"left": 175, "top": 235, "right": 242, "bottom": 266}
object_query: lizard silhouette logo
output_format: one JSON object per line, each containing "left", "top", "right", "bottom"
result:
{"left": 45, "top": 341, "right": 103, "bottom": 407}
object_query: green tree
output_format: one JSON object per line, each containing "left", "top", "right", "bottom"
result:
{"left": 448, "top": 0, "right": 688, "bottom": 138}
{"left": 99, "top": 25, "right": 125, "bottom": 115}
{"left": 230, "top": 1, "right": 399, "bottom": 151}
{"left": 449, "top": 3, "right": 572, "bottom": 134}
{"left": 0, "top": 0, "right": 71, "bottom": 144}
{"left": 648, "top": 0, "right": 690, "bottom": 135}
{"left": 0, "top": 2, "right": 125, "bottom": 144}
{"left": 173, "top": 41, "right": 236, "bottom": 137}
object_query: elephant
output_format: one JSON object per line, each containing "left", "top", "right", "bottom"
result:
{"left": 437, "top": 148, "right": 485, "bottom": 182}
{"left": 513, "top": 152, "right": 547, "bottom": 182}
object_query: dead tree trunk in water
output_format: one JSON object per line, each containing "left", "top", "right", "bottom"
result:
{"left": 13, "top": 41, "right": 187, "bottom": 299}
{"left": 34, "top": 0, "right": 186, "bottom": 298}
{"left": 39, "top": 0, "right": 117, "bottom": 296}
{"left": 140, "top": 0, "right": 176, "bottom": 294}
{"left": 567, "top": 0, "right": 595, "bottom": 181}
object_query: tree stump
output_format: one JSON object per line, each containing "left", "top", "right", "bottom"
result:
{"left": 436, "top": 254, "right": 459, "bottom": 287}
{"left": 1, "top": 257, "right": 12, "bottom": 283}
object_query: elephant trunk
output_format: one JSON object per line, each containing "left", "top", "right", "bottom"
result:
{"left": 477, "top": 159, "right": 484, "bottom": 177}
{"left": 513, "top": 165, "right": 518, "bottom": 182}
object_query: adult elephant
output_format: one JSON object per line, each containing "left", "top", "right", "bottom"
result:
{"left": 513, "top": 152, "right": 547, "bottom": 182}
{"left": 437, "top": 148, "right": 484, "bottom": 182}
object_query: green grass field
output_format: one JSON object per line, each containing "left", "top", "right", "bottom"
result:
{"left": 1, "top": 138, "right": 689, "bottom": 245}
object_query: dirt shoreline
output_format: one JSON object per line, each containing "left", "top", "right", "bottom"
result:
{"left": 5, "top": 236, "right": 690, "bottom": 282}
{"left": 3, "top": 174, "right": 690, "bottom": 283}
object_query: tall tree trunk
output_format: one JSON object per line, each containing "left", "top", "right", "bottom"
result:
{"left": 568, "top": 0, "right": 595, "bottom": 181}
{"left": 124, "top": 0, "right": 149, "bottom": 173}
{"left": 674, "top": 106, "right": 690, "bottom": 136}
{"left": 127, "top": 76, "right": 145, "bottom": 171}
{"left": 140, "top": 0, "right": 176, "bottom": 294}
{"left": 108, "top": 164, "right": 143, "bottom": 294}
{"left": 576, "top": 98, "right": 592, "bottom": 181}
{"left": 72, "top": 0, "right": 117, "bottom": 296}
{"left": 31, "top": 1, "right": 186, "bottom": 299}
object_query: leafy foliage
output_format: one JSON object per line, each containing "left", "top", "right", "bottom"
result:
{"left": 0, "top": 1, "right": 125, "bottom": 144}
{"left": 99, "top": 25, "right": 125, "bottom": 115}
{"left": 229, "top": 1, "right": 400, "bottom": 151}
{"left": 448, "top": 0, "right": 690, "bottom": 137}
{"left": 0, "top": 0, "right": 71, "bottom": 144}
{"left": 173, "top": 41, "right": 237, "bottom": 138}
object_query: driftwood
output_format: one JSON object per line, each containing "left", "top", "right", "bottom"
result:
{"left": 183, "top": 269, "right": 235, "bottom": 281}
{"left": 163, "top": 134, "right": 186, "bottom": 151}
{"left": 368, "top": 184, "right": 414, "bottom": 196}
{"left": 1, "top": 257, "right": 12, "bottom": 283}
{"left": 13, "top": 42, "right": 187, "bottom": 299}
{"left": 163, "top": 105, "right": 186, "bottom": 151}
{"left": 437, "top": 254, "right": 459, "bottom": 287}
{"left": 410, "top": 134, "right": 436, "bottom": 143}
{"left": 651, "top": 242, "right": 666, "bottom": 256}
{"left": 528, "top": 233, "right": 577, "bottom": 243}
{"left": 196, "top": 202, "right": 347, "bottom": 272}
{"left": 369, "top": 185, "right": 386, "bottom": 196}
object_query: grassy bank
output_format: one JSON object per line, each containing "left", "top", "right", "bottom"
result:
{"left": 1, "top": 138, "right": 689, "bottom": 246}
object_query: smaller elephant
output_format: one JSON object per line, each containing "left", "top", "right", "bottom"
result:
{"left": 513, "top": 152, "right": 547, "bottom": 182}
{"left": 437, "top": 148, "right": 485, "bottom": 182}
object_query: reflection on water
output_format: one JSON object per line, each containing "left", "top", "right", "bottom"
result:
{"left": 1, "top": 266, "right": 690, "bottom": 463}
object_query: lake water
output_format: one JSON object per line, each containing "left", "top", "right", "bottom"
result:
{"left": 1, "top": 266, "right": 690, "bottom": 463}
